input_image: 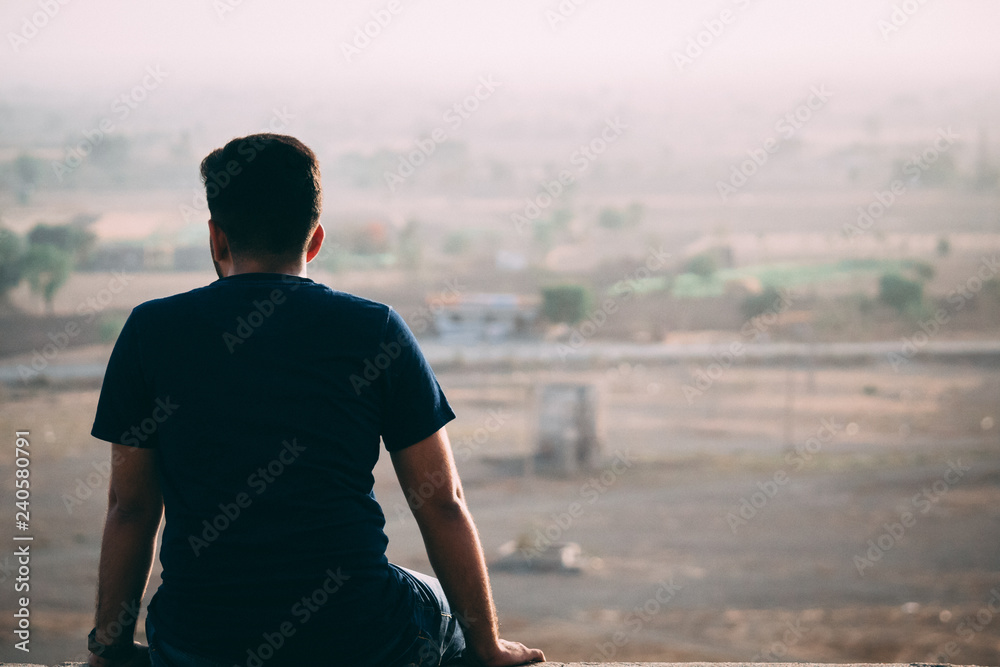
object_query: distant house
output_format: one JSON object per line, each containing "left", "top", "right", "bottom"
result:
{"left": 429, "top": 292, "right": 540, "bottom": 343}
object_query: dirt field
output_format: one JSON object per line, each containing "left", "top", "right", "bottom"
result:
{"left": 0, "top": 354, "right": 997, "bottom": 665}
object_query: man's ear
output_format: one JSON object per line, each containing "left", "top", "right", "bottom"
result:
{"left": 305, "top": 223, "right": 324, "bottom": 263}
{"left": 208, "top": 219, "right": 231, "bottom": 263}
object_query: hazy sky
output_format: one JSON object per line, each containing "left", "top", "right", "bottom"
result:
{"left": 3, "top": 0, "right": 999, "bottom": 95}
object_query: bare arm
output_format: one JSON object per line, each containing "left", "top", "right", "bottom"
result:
{"left": 89, "top": 444, "right": 163, "bottom": 667}
{"left": 390, "top": 428, "right": 544, "bottom": 667}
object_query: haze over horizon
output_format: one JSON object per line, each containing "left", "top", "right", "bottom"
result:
{"left": 3, "top": 0, "right": 999, "bottom": 95}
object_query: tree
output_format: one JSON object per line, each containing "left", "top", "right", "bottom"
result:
{"left": 443, "top": 231, "right": 470, "bottom": 256}
{"left": 0, "top": 227, "right": 23, "bottom": 304}
{"left": 21, "top": 244, "right": 72, "bottom": 314}
{"left": 936, "top": 237, "right": 951, "bottom": 258}
{"left": 878, "top": 273, "right": 922, "bottom": 314}
{"left": 742, "top": 286, "right": 784, "bottom": 320}
{"left": 541, "top": 284, "right": 591, "bottom": 324}
{"left": 550, "top": 208, "right": 573, "bottom": 231}
{"left": 598, "top": 208, "right": 627, "bottom": 229}
{"left": 684, "top": 253, "right": 717, "bottom": 279}
{"left": 911, "top": 261, "right": 935, "bottom": 282}
{"left": 597, "top": 202, "right": 643, "bottom": 230}
{"left": 27, "top": 223, "right": 96, "bottom": 262}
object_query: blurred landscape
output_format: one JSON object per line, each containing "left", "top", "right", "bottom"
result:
{"left": 1, "top": 0, "right": 999, "bottom": 664}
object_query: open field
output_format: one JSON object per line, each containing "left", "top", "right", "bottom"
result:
{"left": 0, "top": 355, "right": 996, "bottom": 665}
{"left": 1, "top": 189, "right": 997, "bottom": 664}
{"left": 3, "top": 2, "right": 1000, "bottom": 662}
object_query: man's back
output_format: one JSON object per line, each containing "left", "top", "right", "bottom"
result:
{"left": 92, "top": 272, "right": 455, "bottom": 665}
{"left": 86, "top": 133, "right": 542, "bottom": 667}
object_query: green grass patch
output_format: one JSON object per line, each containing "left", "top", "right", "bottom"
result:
{"left": 669, "top": 259, "right": 911, "bottom": 298}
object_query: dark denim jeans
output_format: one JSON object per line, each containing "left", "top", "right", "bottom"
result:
{"left": 146, "top": 566, "right": 466, "bottom": 667}
{"left": 388, "top": 566, "right": 467, "bottom": 667}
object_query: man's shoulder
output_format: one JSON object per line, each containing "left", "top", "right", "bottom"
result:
{"left": 131, "top": 281, "right": 219, "bottom": 311}
{"left": 129, "top": 278, "right": 393, "bottom": 322}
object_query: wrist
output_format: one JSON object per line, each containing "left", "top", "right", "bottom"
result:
{"left": 468, "top": 636, "right": 503, "bottom": 662}
{"left": 88, "top": 628, "right": 137, "bottom": 662}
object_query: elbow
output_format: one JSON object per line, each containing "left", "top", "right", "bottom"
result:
{"left": 107, "top": 489, "right": 162, "bottom": 526}
{"left": 413, "top": 493, "right": 468, "bottom": 523}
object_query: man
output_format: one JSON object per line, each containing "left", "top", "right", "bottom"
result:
{"left": 87, "top": 133, "right": 545, "bottom": 667}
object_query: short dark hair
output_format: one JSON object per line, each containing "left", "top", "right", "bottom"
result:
{"left": 200, "top": 133, "right": 322, "bottom": 258}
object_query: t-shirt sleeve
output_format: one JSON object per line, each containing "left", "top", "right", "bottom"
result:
{"left": 380, "top": 307, "right": 456, "bottom": 452}
{"left": 91, "top": 308, "right": 158, "bottom": 448}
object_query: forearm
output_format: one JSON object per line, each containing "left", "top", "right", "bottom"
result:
{"left": 392, "top": 430, "right": 544, "bottom": 666}
{"left": 94, "top": 502, "right": 161, "bottom": 646}
{"left": 415, "top": 500, "right": 500, "bottom": 657}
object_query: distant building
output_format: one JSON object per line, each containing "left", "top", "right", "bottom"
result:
{"left": 429, "top": 292, "right": 540, "bottom": 343}
{"left": 494, "top": 249, "right": 528, "bottom": 272}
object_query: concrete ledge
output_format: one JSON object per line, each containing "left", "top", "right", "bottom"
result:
{"left": 0, "top": 662, "right": 989, "bottom": 667}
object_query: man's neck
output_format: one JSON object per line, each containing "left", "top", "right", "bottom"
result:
{"left": 220, "top": 257, "right": 308, "bottom": 278}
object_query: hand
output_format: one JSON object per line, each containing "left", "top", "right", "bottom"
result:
{"left": 88, "top": 643, "right": 151, "bottom": 667}
{"left": 469, "top": 638, "right": 545, "bottom": 667}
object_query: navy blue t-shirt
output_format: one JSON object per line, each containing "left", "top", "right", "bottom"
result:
{"left": 91, "top": 272, "right": 455, "bottom": 666}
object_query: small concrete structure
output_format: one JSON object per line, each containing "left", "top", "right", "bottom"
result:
{"left": 492, "top": 540, "right": 587, "bottom": 574}
{"left": 535, "top": 382, "right": 601, "bottom": 475}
